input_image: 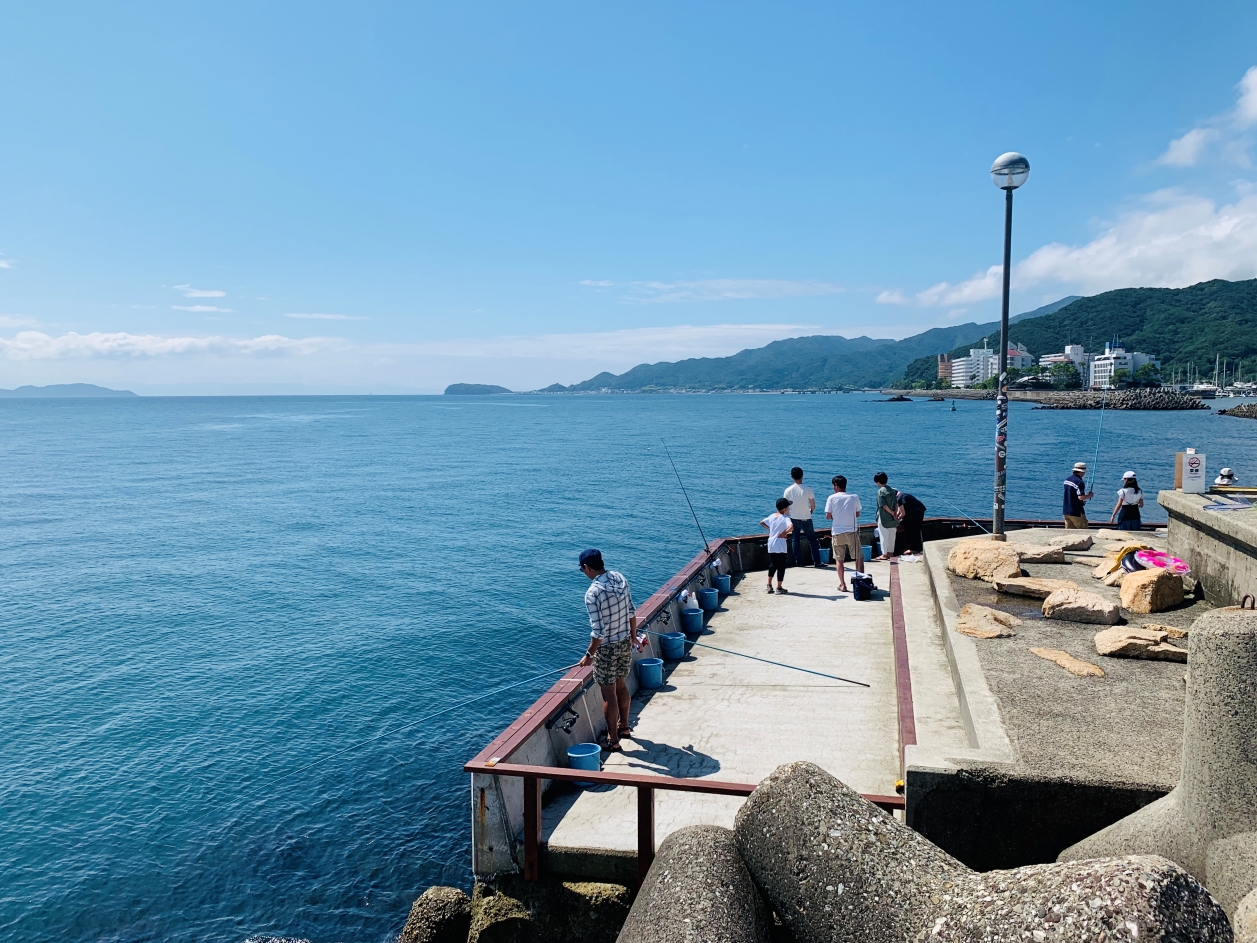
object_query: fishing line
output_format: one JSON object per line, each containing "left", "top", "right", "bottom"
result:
{"left": 933, "top": 494, "right": 991, "bottom": 535}
{"left": 198, "top": 662, "right": 580, "bottom": 822}
{"left": 639, "top": 627, "right": 869, "bottom": 687}
{"left": 656, "top": 439, "right": 710, "bottom": 552}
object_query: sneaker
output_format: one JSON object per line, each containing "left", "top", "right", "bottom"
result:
{"left": 766, "top": 585, "right": 775, "bottom": 594}
{"left": 776, "top": 586, "right": 789, "bottom": 594}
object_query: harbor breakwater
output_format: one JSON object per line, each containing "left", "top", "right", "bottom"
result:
{"left": 1219, "top": 402, "right": 1257, "bottom": 420}
{"left": 885, "top": 389, "right": 1212, "bottom": 409}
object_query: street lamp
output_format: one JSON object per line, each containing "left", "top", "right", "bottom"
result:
{"left": 989, "top": 151, "right": 1029, "bottom": 541}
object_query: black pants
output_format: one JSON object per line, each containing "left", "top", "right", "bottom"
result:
{"left": 790, "top": 518, "right": 820, "bottom": 566}
{"left": 895, "top": 515, "right": 925, "bottom": 554}
{"left": 767, "top": 552, "right": 788, "bottom": 582}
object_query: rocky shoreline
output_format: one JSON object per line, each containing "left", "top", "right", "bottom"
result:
{"left": 1032, "top": 390, "right": 1209, "bottom": 410}
{"left": 1219, "top": 402, "right": 1257, "bottom": 419}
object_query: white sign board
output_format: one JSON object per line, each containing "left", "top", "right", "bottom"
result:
{"left": 1182, "top": 452, "right": 1208, "bottom": 494}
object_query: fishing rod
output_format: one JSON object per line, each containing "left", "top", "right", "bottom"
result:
{"left": 196, "top": 662, "right": 581, "bottom": 823}
{"left": 658, "top": 438, "right": 710, "bottom": 552}
{"left": 934, "top": 494, "right": 991, "bottom": 535}
{"left": 1088, "top": 387, "right": 1108, "bottom": 494}
{"left": 639, "top": 626, "right": 868, "bottom": 687}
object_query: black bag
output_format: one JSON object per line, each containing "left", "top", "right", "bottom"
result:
{"left": 852, "top": 573, "right": 876, "bottom": 601}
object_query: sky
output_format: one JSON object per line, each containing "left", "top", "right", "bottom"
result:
{"left": 1, "top": 2, "right": 1257, "bottom": 394}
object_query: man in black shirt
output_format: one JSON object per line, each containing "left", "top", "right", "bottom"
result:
{"left": 894, "top": 492, "right": 927, "bottom": 555}
{"left": 1063, "top": 461, "right": 1093, "bottom": 529}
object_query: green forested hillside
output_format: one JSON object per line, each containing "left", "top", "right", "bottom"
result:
{"left": 552, "top": 297, "right": 1074, "bottom": 391}
{"left": 899, "top": 279, "right": 1257, "bottom": 386}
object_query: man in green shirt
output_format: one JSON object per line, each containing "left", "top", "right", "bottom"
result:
{"left": 873, "top": 471, "right": 899, "bottom": 560}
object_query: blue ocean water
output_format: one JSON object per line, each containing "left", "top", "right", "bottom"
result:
{"left": 2, "top": 393, "right": 1254, "bottom": 943}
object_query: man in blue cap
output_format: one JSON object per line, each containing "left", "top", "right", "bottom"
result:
{"left": 578, "top": 548, "right": 639, "bottom": 751}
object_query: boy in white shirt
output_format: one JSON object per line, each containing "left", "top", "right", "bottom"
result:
{"left": 760, "top": 497, "right": 794, "bottom": 594}
{"left": 824, "top": 475, "right": 864, "bottom": 593}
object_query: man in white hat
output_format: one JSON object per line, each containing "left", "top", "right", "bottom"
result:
{"left": 1063, "top": 461, "right": 1094, "bottom": 529}
{"left": 1215, "top": 467, "right": 1238, "bottom": 486}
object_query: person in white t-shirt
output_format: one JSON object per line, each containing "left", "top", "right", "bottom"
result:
{"left": 1109, "top": 471, "right": 1145, "bottom": 531}
{"left": 783, "top": 466, "right": 822, "bottom": 568}
{"left": 760, "top": 497, "right": 795, "bottom": 594}
{"left": 824, "top": 475, "right": 864, "bottom": 592}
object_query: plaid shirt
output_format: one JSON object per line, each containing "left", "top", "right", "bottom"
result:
{"left": 585, "top": 571, "right": 635, "bottom": 643}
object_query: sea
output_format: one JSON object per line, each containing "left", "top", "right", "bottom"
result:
{"left": 3, "top": 393, "right": 1254, "bottom": 943}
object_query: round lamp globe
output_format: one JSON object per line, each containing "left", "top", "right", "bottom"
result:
{"left": 990, "top": 152, "right": 1030, "bottom": 190}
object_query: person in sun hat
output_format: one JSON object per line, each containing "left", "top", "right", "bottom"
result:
{"left": 1063, "top": 461, "right": 1094, "bottom": 529}
{"left": 577, "top": 548, "right": 639, "bottom": 752}
{"left": 1215, "top": 467, "right": 1238, "bottom": 486}
{"left": 1109, "top": 471, "right": 1145, "bottom": 531}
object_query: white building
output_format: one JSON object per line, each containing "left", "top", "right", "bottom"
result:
{"left": 951, "top": 342, "right": 1032, "bottom": 388}
{"left": 1088, "top": 344, "right": 1160, "bottom": 388}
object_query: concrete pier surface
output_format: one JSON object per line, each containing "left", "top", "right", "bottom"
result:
{"left": 540, "top": 561, "right": 914, "bottom": 877}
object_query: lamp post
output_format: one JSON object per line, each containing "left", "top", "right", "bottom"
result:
{"left": 989, "top": 151, "right": 1029, "bottom": 541}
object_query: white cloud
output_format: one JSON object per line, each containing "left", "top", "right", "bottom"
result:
{"left": 0, "top": 257, "right": 13, "bottom": 270}
{"left": 1157, "top": 128, "right": 1219, "bottom": 167}
{"left": 285, "top": 313, "right": 369, "bottom": 321}
{"left": 1237, "top": 66, "right": 1257, "bottom": 127}
{"left": 582, "top": 278, "right": 845, "bottom": 304}
{"left": 173, "top": 305, "right": 233, "bottom": 313}
{"left": 0, "top": 331, "right": 342, "bottom": 360}
{"left": 173, "top": 284, "right": 226, "bottom": 298}
{"left": 880, "top": 189, "right": 1257, "bottom": 306}
{"left": 0, "top": 315, "right": 37, "bottom": 327}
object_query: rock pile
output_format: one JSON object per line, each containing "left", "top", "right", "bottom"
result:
{"left": 1219, "top": 402, "right": 1257, "bottom": 420}
{"left": 617, "top": 762, "right": 1230, "bottom": 943}
{"left": 1032, "top": 390, "right": 1209, "bottom": 410}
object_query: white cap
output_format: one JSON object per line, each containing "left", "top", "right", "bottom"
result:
{"left": 1123, "top": 470, "right": 1136, "bottom": 479}
{"left": 1073, "top": 461, "right": 1088, "bottom": 472}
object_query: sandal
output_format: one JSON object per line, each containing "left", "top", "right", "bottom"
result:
{"left": 599, "top": 736, "right": 622, "bottom": 752}
{"left": 618, "top": 726, "right": 634, "bottom": 740}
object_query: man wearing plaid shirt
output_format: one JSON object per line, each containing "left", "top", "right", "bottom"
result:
{"left": 578, "top": 548, "right": 639, "bottom": 751}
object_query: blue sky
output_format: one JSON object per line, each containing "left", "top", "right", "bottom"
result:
{"left": 2, "top": 2, "right": 1256, "bottom": 393}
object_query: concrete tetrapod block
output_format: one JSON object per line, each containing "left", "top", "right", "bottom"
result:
{"left": 1060, "top": 607, "right": 1257, "bottom": 925}
{"left": 399, "top": 886, "right": 473, "bottom": 943}
{"left": 734, "top": 762, "right": 1228, "bottom": 943}
{"left": 617, "top": 825, "right": 769, "bottom": 943}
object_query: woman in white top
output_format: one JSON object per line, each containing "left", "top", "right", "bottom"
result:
{"left": 1109, "top": 471, "right": 1144, "bottom": 531}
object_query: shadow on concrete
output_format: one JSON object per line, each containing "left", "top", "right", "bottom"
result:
{"left": 620, "top": 737, "right": 722, "bottom": 779}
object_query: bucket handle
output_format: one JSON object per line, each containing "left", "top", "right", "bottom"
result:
{"left": 1243, "top": 594, "right": 1256, "bottom": 611}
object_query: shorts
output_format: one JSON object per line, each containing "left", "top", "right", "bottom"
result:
{"left": 593, "top": 638, "right": 632, "bottom": 685}
{"left": 832, "top": 530, "right": 861, "bottom": 562}
{"left": 1064, "top": 515, "right": 1088, "bottom": 529}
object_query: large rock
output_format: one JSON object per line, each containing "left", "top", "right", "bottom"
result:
{"left": 1061, "top": 607, "right": 1257, "bottom": 922}
{"left": 735, "top": 761, "right": 1229, "bottom": 943}
{"left": 1010, "top": 545, "right": 1067, "bottom": 563}
{"left": 946, "top": 540, "right": 1022, "bottom": 581}
{"left": 1121, "top": 566, "right": 1185, "bottom": 614}
{"left": 1042, "top": 587, "right": 1123, "bottom": 624}
{"left": 955, "top": 604, "right": 1020, "bottom": 639}
{"left": 990, "top": 576, "right": 1078, "bottom": 598}
{"left": 1094, "top": 627, "right": 1189, "bottom": 662}
{"left": 470, "top": 876, "right": 631, "bottom": 943}
{"left": 618, "top": 825, "right": 769, "bottom": 943}
{"left": 400, "top": 886, "right": 473, "bottom": 943}
{"left": 1008, "top": 530, "right": 1094, "bottom": 551}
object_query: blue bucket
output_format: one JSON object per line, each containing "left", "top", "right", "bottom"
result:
{"left": 637, "top": 657, "right": 664, "bottom": 689}
{"left": 863, "top": 543, "right": 873, "bottom": 562}
{"left": 698, "top": 588, "right": 719, "bottom": 611}
{"left": 681, "top": 607, "right": 703, "bottom": 633}
{"left": 567, "top": 742, "right": 601, "bottom": 787}
{"left": 819, "top": 548, "right": 830, "bottom": 565}
{"left": 659, "top": 631, "right": 686, "bottom": 660}
{"left": 715, "top": 574, "right": 731, "bottom": 595}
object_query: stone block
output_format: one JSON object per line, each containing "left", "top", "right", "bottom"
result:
{"left": 1041, "top": 587, "right": 1123, "bottom": 624}
{"left": 1103, "top": 568, "right": 1127, "bottom": 587}
{"left": 946, "top": 540, "right": 1022, "bottom": 581}
{"left": 618, "top": 825, "right": 769, "bottom": 943}
{"left": 1094, "top": 627, "right": 1188, "bottom": 662}
{"left": 1030, "top": 647, "right": 1105, "bottom": 677}
{"left": 1061, "top": 607, "right": 1257, "bottom": 921}
{"left": 734, "top": 762, "right": 1228, "bottom": 943}
{"left": 400, "top": 886, "right": 473, "bottom": 943}
{"left": 1121, "top": 567, "right": 1185, "bottom": 613}
{"left": 1011, "top": 545, "right": 1067, "bottom": 563}
{"left": 1144, "top": 622, "right": 1189, "bottom": 639}
{"left": 955, "top": 604, "right": 1019, "bottom": 639}
{"left": 990, "top": 576, "right": 1078, "bottom": 598}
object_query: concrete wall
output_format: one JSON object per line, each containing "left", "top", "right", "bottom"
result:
{"left": 1160, "top": 490, "right": 1257, "bottom": 607}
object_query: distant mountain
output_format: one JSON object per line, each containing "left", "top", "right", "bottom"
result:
{"left": 899, "top": 279, "right": 1257, "bottom": 386}
{"left": 444, "top": 383, "right": 513, "bottom": 395}
{"left": 0, "top": 383, "right": 137, "bottom": 398}
{"left": 547, "top": 297, "right": 1076, "bottom": 392}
